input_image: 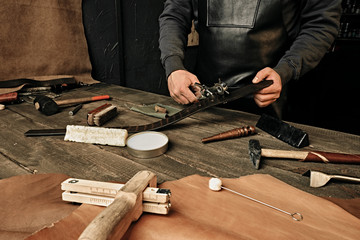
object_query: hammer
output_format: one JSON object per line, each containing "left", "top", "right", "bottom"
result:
{"left": 79, "top": 170, "right": 157, "bottom": 240}
{"left": 34, "top": 95, "right": 110, "bottom": 115}
{"left": 249, "top": 139, "right": 360, "bottom": 169}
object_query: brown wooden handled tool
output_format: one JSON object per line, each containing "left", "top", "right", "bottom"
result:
{"left": 202, "top": 125, "right": 256, "bottom": 143}
{"left": 78, "top": 170, "right": 156, "bottom": 240}
{"left": 249, "top": 139, "right": 360, "bottom": 169}
{"left": 34, "top": 95, "right": 110, "bottom": 116}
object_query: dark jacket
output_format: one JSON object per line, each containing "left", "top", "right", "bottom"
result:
{"left": 159, "top": 0, "right": 342, "bottom": 86}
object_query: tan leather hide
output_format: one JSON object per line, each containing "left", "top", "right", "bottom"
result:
{"left": 1, "top": 173, "right": 359, "bottom": 240}
{"left": 0, "top": 0, "right": 97, "bottom": 94}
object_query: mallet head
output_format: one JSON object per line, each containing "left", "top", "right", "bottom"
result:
{"left": 34, "top": 96, "right": 59, "bottom": 116}
{"left": 249, "top": 139, "right": 262, "bottom": 169}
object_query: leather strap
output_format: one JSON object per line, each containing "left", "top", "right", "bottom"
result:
{"left": 120, "top": 80, "right": 272, "bottom": 132}
{"left": 0, "top": 76, "right": 76, "bottom": 88}
{"left": 24, "top": 80, "right": 272, "bottom": 136}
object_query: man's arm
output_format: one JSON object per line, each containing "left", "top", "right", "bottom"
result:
{"left": 159, "top": 0, "right": 193, "bottom": 79}
{"left": 252, "top": 0, "right": 342, "bottom": 108}
{"left": 159, "top": 0, "right": 200, "bottom": 104}
{"left": 273, "top": 0, "right": 342, "bottom": 85}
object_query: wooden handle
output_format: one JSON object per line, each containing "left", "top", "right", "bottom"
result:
{"left": 304, "top": 151, "right": 360, "bottom": 164}
{"left": 0, "top": 92, "right": 18, "bottom": 103}
{"left": 55, "top": 95, "right": 110, "bottom": 106}
{"left": 79, "top": 192, "right": 137, "bottom": 240}
{"left": 261, "top": 149, "right": 308, "bottom": 160}
{"left": 78, "top": 170, "right": 156, "bottom": 240}
{"left": 262, "top": 149, "right": 360, "bottom": 164}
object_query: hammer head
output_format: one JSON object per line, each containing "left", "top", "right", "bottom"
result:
{"left": 249, "top": 139, "right": 262, "bottom": 169}
{"left": 34, "top": 96, "right": 59, "bottom": 116}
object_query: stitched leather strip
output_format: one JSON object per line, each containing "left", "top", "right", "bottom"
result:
{"left": 24, "top": 81, "right": 272, "bottom": 137}
{"left": 120, "top": 80, "right": 273, "bottom": 133}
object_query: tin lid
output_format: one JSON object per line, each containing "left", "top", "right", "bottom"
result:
{"left": 126, "top": 131, "right": 169, "bottom": 158}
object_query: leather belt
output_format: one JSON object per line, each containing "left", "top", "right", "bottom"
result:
{"left": 24, "top": 80, "right": 273, "bottom": 136}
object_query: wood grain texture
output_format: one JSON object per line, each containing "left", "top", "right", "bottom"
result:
{"left": 1, "top": 83, "right": 359, "bottom": 199}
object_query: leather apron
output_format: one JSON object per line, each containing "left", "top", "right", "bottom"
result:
{"left": 194, "top": 0, "right": 289, "bottom": 86}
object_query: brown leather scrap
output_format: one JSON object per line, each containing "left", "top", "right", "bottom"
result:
{"left": 4, "top": 174, "right": 356, "bottom": 240}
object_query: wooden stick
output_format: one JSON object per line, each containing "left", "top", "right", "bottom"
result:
{"left": 78, "top": 170, "right": 156, "bottom": 240}
{"left": 55, "top": 95, "right": 110, "bottom": 106}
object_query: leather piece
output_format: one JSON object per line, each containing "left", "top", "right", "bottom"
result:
{"left": 126, "top": 175, "right": 360, "bottom": 240}
{"left": 18, "top": 174, "right": 360, "bottom": 240}
{"left": 0, "top": 174, "right": 78, "bottom": 239}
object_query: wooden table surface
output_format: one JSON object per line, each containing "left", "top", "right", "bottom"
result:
{"left": 1, "top": 83, "right": 359, "bottom": 199}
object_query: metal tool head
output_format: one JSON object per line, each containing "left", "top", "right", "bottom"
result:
{"left": 310, "top": 171, "right": 332, "bottom": 188}
{"left": 249, "top": 139, "right": 262, "bottom": 169}
{"left": 34, "top": 95, "right": 59, "bottom": 116}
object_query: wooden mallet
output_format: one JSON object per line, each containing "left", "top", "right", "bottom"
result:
{"left": 249, "top": 139, "right": 360, "bottom": 169}
{"left": 34, "top": 95, "right": 110, "bottom": 116}
{"left": 78, "top": 170, "right": 157, "bottom": 240}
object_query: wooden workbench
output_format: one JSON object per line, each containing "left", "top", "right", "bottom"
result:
{"left": 0, "top": 83, "right": 359, "bottom": 199}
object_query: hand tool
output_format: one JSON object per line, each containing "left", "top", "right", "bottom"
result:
{"left": 249, "top": 139, "right": 360, "bottom": 169}
{"left": 209, "top": 178, "right": 303, "bottom": 221}
{"left": 24, "top": 80, "right": 273, "bottom": 136}
{"left": 33, "top": 94, "right": 110, "bottom": 116}
{"left": 87, "top": 103, "right": 118, "bottom": 126}
{"left": 0, "top": 92, "right": 19, "bottom": 103}
{"left": 201, "top": 125, "right": 256, "bottom": 143}
{"left": 61, "top": 178, "right": 171, "bottom": 214}
{"left": 256, "top": 114, "right": 309, "bottom": 148}
{"left": 79, "top": 170, "right": 157, "bottom": 240}
{"left": 310, "top": 170, "right": 360, "bottom": 188}
{"left": 68, "top": 104, "right": 82, "bottom": 116}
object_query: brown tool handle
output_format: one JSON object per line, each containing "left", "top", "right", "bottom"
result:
{"left": 201, "top": 125, "right": 256, "bottom": 143}
{"left": 302, "top": 151, "right": 360, "bottom": 164}
{"left": 78, "top": 170, "right": 156, "bottom": 240}
{"left": 261, "top": 149, "right": 308, "bottom": 160}
{"left": 55, "top": 95, "right": 110, "bottom": 106}
{"left": 261, "top": 149, "right": 360, "bottom": 164}
{"left": 0, "top": 92, "right": 18, "bottom": 103}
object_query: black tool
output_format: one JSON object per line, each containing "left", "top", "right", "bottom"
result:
{"left": 69, "top": 104, "right": 83, "bottom": 116}
{"left": 256, "top": 114, "right": 309, "bottom": 148}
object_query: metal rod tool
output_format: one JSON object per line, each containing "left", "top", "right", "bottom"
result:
{"left": 209, "top": 178, "right": 303, "bottom": 221}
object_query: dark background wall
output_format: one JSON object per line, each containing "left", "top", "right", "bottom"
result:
{"left": 82, "top": 0, "right": 168, "bottom": 95}
{"left": 82, "top": 0, "right": 359, "bottom": 135}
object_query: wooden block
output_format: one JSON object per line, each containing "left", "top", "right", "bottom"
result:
{"left": 61, "top": 178, "right": 171, "bottom": 203}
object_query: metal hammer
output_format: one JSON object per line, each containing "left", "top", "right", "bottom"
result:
{"left": 34, "top": 95, "right": 110, "bottom": 115}
{"left": 249, "top": 139, "right": 360, "bottom": 169}
{"left": 79, "top": 170, "right": 157, "bottom": 240}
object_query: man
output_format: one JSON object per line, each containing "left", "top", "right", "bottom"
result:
{"left": 158, "top": 0, "right": 342, "bottom": 113}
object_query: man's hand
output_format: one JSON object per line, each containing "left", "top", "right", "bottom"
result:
{"left": 252, "top": 67, "right": 282, "bottom": 107}
{"left": 168, "top": 70, "right": 200, "bottom": 105}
